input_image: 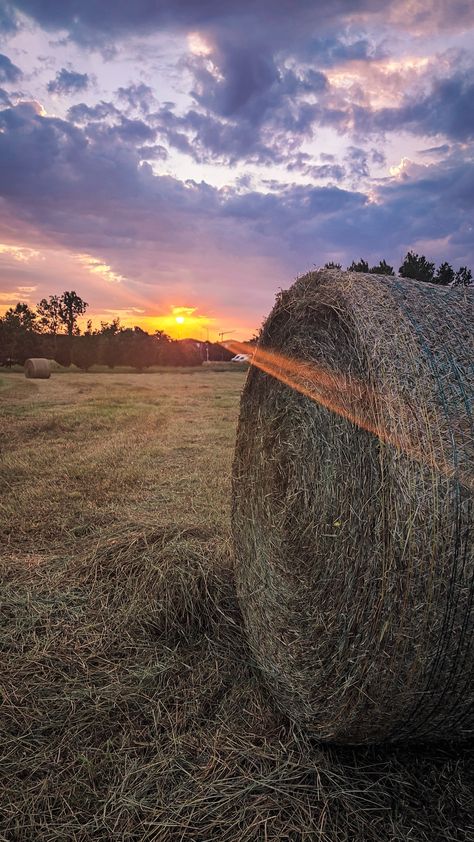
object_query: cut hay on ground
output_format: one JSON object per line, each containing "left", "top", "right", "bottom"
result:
{"left": 1, "top": 369, "right": 473, "bottom": 839}
{"left": 24, "top": 358, "right": 51, "bottom": 379}
{"left": 233, "top": 269, "right": 474, "bottom": 745}
{"left": 1, "top": 526, "right": 473, "bottom": 841}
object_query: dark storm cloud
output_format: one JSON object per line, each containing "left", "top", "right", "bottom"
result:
{"left": 189, "top": 45, "right": 280, "bottom": 119}
{"left": 304, "top": 35, "right": 384, "bottom": 66}
{"left": 0, "top": 88, "right": 12, "bottom": 106}
{"left": 47, "top": 67, "right": 90, "bottom": 95}
{"left": 356, "top": 70, "right": 474, "bottom": 141}
{"left": 137, "top": 144, "right": 168, "bottom": 161}
{"left": 371, "top": 148, "right": 386, "bottom": 166}
{"left": 4, "top": 2, "right": 371, "bottom": 43}
{"left": 301, "top": 164, "right": 347, "bottom": 182}
{"left": 146, "top": 51, "right": 330, "bottom": 166}
{"left": 0, "top": 101, "right": 473, "bottom": 301}
{"left": 188, "top": 42, "right": 327, "bottom": 122}
{"left": 150, "top": 94, "right": 351, "bottom": 167}
{"left": 287, "top": 153, "right": 346, "bottom": 182}
{"left": 151, "top": 105, "right": 282, "bottom": 165}
{"left": 0, "top": 101, "right": 216, "bottom": 245}
{"left": 116, "top": 83, "right": 156, "bottom": 114}
{"left": 8, "top": 1, "right": 474, "bottom": 45}
{"left": 345, "top": 146, "right": 370, "bottom": 180}
{"left": 6, "top": 1, "right": 473, "bottom": 169}
{"left": 111, "top": 117, "right": 157, "bottom": 144}
{"left": 0, "top": 53, "right": 22, "bottom": 83}
{"left": 175, "top": 52, "right": 474, "bottom": 166}
{"left": 68, "top": 101, "right": 120, "bottom": 123}
{"left": 0, "top": 4, "right": 17, "bottom": 34}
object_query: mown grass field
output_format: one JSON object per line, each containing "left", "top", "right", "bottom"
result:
{"left": 1, "top": 370, "right": 473, "bottom": 841}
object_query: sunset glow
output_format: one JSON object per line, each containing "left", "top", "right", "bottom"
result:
{"left": 0, "top": 3, "right": 472, "bottom": 333}
{"left": 147, "top": 306, "right": 215, "bottom": 339}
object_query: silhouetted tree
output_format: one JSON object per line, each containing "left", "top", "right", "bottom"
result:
{"left": 97, "top": 318, "right": 121, "bottom": 368}
{"left": 324, "top": 262, "right": 342, "bottom": 270}
{"left": 157, "top": 336, "right": 202, "bottom": 366}
{"left": 37, "top": 294, "right": 64, "bottom": 357}
{"left": 370, "top": 259, "right": 395, "bottom": 276}
{"left": 71, "top": 321, "right": 99, "bottom": 371}
{"left": 37, "top": 295, "right": 62, "bottom": 333}
{"left": 117, "top": 327, "right": 156, "bottom": 371}
{"left": 58, "top": 291, "right": 88, "bottom": 336}
{"left": 434, "top": 262, "right": 455, "bottom": 286}
{"left": 348, "top": 259, "right": 369, "bottom": 272}
{"left": 0, "top": 303, "right": 39, "bottom": 364}
{"left": 53, "top": 336, "right": 72, "bottom": 368}
{"left": 454, "top": 266, "right": 473, "bottom": 287}
{"left": 399, "top": 252, "right": 435, "bottom": 284}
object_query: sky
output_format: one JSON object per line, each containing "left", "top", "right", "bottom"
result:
{"left": 0, "top": 1, "right": 473, "bottom": 340}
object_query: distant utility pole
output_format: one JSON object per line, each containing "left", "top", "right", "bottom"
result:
{"left": 218, "top": 330, "right": 235, "bottom": 360}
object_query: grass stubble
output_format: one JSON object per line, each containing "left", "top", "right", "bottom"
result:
{"left": 0, "top": 371, "right": 473, "bottom": 841}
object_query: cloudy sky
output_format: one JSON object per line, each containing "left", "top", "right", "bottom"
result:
{"left": 0, "top": 1, "right": 473, "bottom": 339}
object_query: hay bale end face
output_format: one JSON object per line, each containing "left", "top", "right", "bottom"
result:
{"left": 24, "top": 358, "right": 51, "bottom": 379}
{"left": 233, "top": 269, "right": 474, "bottom": 745}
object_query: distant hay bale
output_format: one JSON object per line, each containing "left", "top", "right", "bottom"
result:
{"left": 233, "top": 269, "right": 474, "bottom": 745}
{"left": 24, "top": 358, "right": 51, "bottom": 379}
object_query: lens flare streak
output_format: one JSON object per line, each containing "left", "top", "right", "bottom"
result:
{"left": 226, "top": 341, "right": 470, "bottom": 488}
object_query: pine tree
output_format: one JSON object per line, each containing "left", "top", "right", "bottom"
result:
{"left": 399, "top": 252, "right": 435, "bottom": 284}
{"left": 453, "top": 266, "right": 473, "bottom": 287}
{"left": 370, "top": 260, "right": 395, "bottom": 276}
{"left": 434, "top": 262, "right": 455, "bottom": 286}
{"left": 348, "top": 259, "right": 369, "bottom": 273}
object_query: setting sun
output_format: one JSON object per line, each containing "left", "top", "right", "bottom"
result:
{"left": 145, "top": 305, "right": 217, "bottom": 339}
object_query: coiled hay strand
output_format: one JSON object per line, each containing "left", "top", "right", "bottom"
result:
{"left": 233, "top": 269, "right": 474, "bottom": 745}
{"left": 24, "top": 358, "right": 51, "bottom": 379}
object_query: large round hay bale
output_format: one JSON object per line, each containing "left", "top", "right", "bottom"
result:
{"left": 233, "top": 269, "right": 474, "bottom": 745}
{"left": 24, "top": 358, "right": 51, "bottom": 379}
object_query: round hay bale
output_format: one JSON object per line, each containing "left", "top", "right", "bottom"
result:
{"left": 232, "top": 269, "right": 474, "bottom": 745}
{"left": 24, "top": 358, "right": 51, "bottom": 379}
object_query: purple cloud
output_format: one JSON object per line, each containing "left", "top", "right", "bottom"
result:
{"left": 0, "top": 53, "right": 22, "bottom": 83}
{"left": 116, "top": 83, "right": 156, "bottom": 114}
{"left": 47, "top": 67, "right": 90, "bottom": 96}
{"left": 68, "top": 101, "right": 120, "bottom": 124}
{"left": 1, "top": 1, "right": 473, "bottom": 333}
{"left": 8, "top": 1, "right": 474, "bottom": 45}
{"left": 1, "top": 102, "right": 472, "bottom": 287}
{"left": 355, "top": 68, "right": 474, "bottom": 142}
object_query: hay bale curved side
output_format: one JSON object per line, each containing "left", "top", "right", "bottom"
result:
{"left": 232, "top": 269, "right": 474, "bottom": 744}
{"left": 24, "top": 358, "right": 51, "bottom": 379}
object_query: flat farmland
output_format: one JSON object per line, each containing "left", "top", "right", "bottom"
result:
{"left": 0, "top": 370, "right": 243, "bottom": 555}
{"left": 0, "top": 370, "right": 472, "bottom": 842}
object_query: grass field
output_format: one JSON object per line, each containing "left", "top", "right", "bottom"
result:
{"left": 1, "top": 370, "right": 473, "bottom": 841}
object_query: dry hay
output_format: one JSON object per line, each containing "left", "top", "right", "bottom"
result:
{"left": 1, "top": 525, "right": 473, "bottom": 841}
{"left": 233, "top": 269, "right": 474, "bottom": 745}
{"left": 24, "top": 358, "right": 51, "bottom": 379}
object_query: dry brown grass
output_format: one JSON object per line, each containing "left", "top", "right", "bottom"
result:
{"left": 1, "top": 369, "right": 473, "bottom": 840}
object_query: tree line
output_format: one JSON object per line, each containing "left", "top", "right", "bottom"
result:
{"left": 325, "top": 251, "right": 473, "bottom": 286}
{"left": 2, "top": 253, "right": 472, "bottom": 369}
{"left": 0, "top": 291, "right": 232, "bottom": 370}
